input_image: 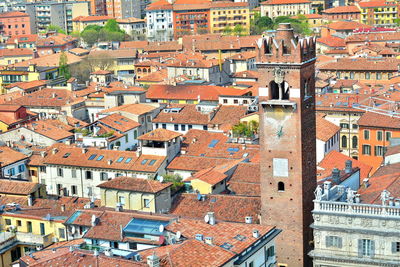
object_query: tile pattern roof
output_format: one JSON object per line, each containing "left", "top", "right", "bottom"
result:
{"left": 11, "top": 51, "right": 82, "bottom": 68}
{"left": 324, "top": 20, "right": 370, "bottom": 30}
{"left": 43, "top": 144, "right": 165, "bottom": 173}
{"left": 146, "top": 84, "right": 250, "bottom": 101}
{"left": 317, "top": 36, "right": 346, "bottom": 48}
{"left": 261, "top": 0, "right": 310, "bottom": 4}
{"left": 227, "top": 162, "right": 260, "bottom": 196}
{"left": 100, "top": 103, "right": 159, "bottom": 116}
{"left": 98, "top": 176, "right": 172, "bottom": 193}
{"left": 359, "top": 171, "right": 400, "bottom": 204}
{"left": 318, "top": 150, "right": 372, "bottom": 180}
{"left": 98, "top": 113, "right": 140, "bottom": 132}
{"left": 358, "top": 111, "right": 400, "bottom": 129}
{"left": 167, "top": 156, "right": 238, "bottom": 171}
{"left": 0, "top": 146, "right": 28, "bottom": 167}
{"left": 5, "top": 80, "right": 46, "bottom": 90}
{"left": 0, "top": 48, "right": 34, "bottom": 57}
{"left": 316, "top": 114, "right": 340, "bottom": 142}
{"left": 170, "top": 193, "right": 261, "bottom": 223}
{"left": 138, "top": 128, "right": 182, "bottom": 142}
{"left": 323, "top": 5, "right": 360, "bottom": 13}
{"left": 24, "top": 120, "right": 74, "bottom": 141}
{"left": 319, "top": 58, "right": 400, "bottom": 71}
{"left": 0, "top": 180, "right": 39, "bottom": 195}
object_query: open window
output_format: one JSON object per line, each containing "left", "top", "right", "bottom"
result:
{"left": 278, "top": 182, "right": 285, "bottom": 192}
{"left": 269, "top": 81, "right": 289, "bottom": 100}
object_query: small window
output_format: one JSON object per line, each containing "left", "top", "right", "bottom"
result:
{"left": 17, "top": 220, "right": 21, "bottom": 227}
{"left": 326, "top": 236, "right": 342, "bottom": 248}
{"left": 129, "top": 242, "right": 137, "bottom": 250}
{"left": 278, "top": 182, "right": 285, "bottom": 192}
{"left": 359, "top": 239, "right": 374, "bottom": 257}
{"left": 100, "top": 172, "right": 108, "bottom": 181}
{"left": 59, "top": 228, "right": 65, "bottom": 239}
{"left": 364, "top": 130, "right": 370, "bottom": 140}
{"left": 341, "top": 135, "right": 347, "bottom": 148}
{"left": 143, "top": 199, "right": 150, "bottom": 208}
{"left": 125, "top": 157, "right": 132, "bottom": 163}
{"left": 223, "top": 99, "right": 228, "bottom": 104}
{"left": 18, "top": 165, "right": 25, "bottom": 173}
{"left": 57, "top": 168, "right": 63, "bottom": 177}
{"left": 174, "top": 124, "right": 179, "bottom": 131}
{"left": 141, "top": 159, "right": 148, "bottom": 165}
{"left": 386, "top": 131, "right": 392, "bottom": 141}
{"left": 71, "top": 185, "right": 77, "bottom": 195}
{"left": 362, "top": 145, "right": 371, "bottom": 155}
{"left": 5, "top": 219, "right": 11, "bottom": 225}
{"left": 149, "top": 160, "right": 156, "bottom": 166}
{"left": 352, "top": 136, "right": 358, "bottom": 149}
{"left": 116, "top": 157, "right": 124, "bottom": 163}
{"left": 63, "top": 153, "right": 70, "bottom": 158}
{"left": 85, "top": 171, "right": 92, "bottom": 180}
{"left": 88, "top": 154, "right": 97, "bottom": 160}
{"left": 118, "top": 196, "right": 125, "bottom": 205}
{"left": 392, "top": 242, "right": 400, "bottom": 253}
{"left": 374, "top": 146, "right": 384, "bottom": 156}
{"left": 71, "top": 169, "right": 77, "bottom": 178}
{"left": 181, "top": 125, "right": 186, "bottom": 131}
{"left": 97, "top": 155, "right": 104, "bottom": 161}
{"left": 377, "top": 131, "right": 383, "bottom": 141}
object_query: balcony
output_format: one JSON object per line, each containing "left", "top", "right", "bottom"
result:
{"left": 16, "top": 232, "right": 54, "bottom": 247}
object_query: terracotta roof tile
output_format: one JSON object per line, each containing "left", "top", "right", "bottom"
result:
{"left": 138, "top": 128, "right": 182, "bottom": 142}
{"left": 323, "top": 5, "right": 360, "bottom": 13}
{"left": 98, "top": 113, "right": 140, "bottom": 132}
{"left": 317, "top": 36, "right": 346, "bottom": 47}
{"left": 358, "top": 111, "right": 400, "bottom": 129}
{"left": 0, "top": 11, "right": 29, "bottom": 18}
{"left": 100, "top": 103, "right": 159, "bottom": 116}
{"left": 0, "top": 180, "right": 39, "bottom": 195}
{"left": 0, "top": 48, "right": 34, "bottom": 58}
{"left": 316, "top": 114, "right": 340, "bottom": 142}
{"left": 319, "top": 58, "right": 400, "bottom": 71}
{"left": 98, "top": 176, "right": 172, "bottom": 193}
{"left": 0, "top": 146, "right": 28, "bottom": 167}
{"left": 6, "top": 34, "right": 38, "bottom": 45}
{"left": 261, "top": 0, "right": 310, "bottom": 4}
{"left": 10, "top": 51, "right": 82, "bottom": 68}
{"left": 7, "top": 88, "right": 83, "bottom": 107}
{"left": 72, "top": 15, "right": 113, "bottom": 22}
{"left": 167, "top": 156, "right": 237, "bottom": 172}
{"left": 5, "top": 80, "right": 46, "bottom": 90}
{"left": 324, "top": 20, "right": 370, "bottom": 30}
{"left": 227, "top": 162, "right": 260, "bottom": 196}
{"left": 359, "top": 171, "right": 400, "bottom": 204}
{"left": 24, "top": 120, "right": 74, "bottom": 141}
{"left": 170, "top": 193, "right": 261, "bottom": 223}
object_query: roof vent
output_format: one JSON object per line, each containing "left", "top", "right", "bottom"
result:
{"left": 147, "top": 254, "right": 160, "bottom": 267}
{"left": 52, "top": 148, "right": 58, "bottom": 154}
{"left": 195, "top": 234, "right": 204, "bottom": 241}
{"left": 252, "top": 229, "right": 260, "bottom": 238}
{"left": 206, "top": 212, "right": 216, "bottom": 225}
{"left": 245, "top": 216, "right": 252, "bottom": 224}
{"left": 82, "top": 148, "right": 87, "bottom": 154}
{"left": 108, "top": 159, "right": 113, "bottom": 165}
{"left": 205, "top": 236, "right": 214, "bottom": 245}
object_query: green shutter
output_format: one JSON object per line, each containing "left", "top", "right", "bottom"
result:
{"left": 358, "top": 239, "right": 363, "bottom": 257}
{"left": 370, "top": 240, "right": 375, "bottom": 258}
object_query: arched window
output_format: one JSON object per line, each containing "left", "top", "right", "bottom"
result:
{"left": 342, "top": 135, "right": 347, "bottom": 148}
{"left": 278, "top": 182, "right": 285, "bottom": 192}
{"left": 352, "top": 136, "right": 358, "bottom": 149}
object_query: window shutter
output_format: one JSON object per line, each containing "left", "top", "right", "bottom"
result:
{"left": 370, "top": 240, "right": 375, "bottom": 258}
{"left": 392, "top": 242, "right": 396, "bottom": 253}
{"left": 358, "top": 239, "right": 363, "bottom": 257}
{"left": 326, "top": 236, "right": 330, "bottom": 247}
{"left": 338, "top": 237, "right": 342, "bottom": 249}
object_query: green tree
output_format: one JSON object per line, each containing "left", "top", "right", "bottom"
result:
{"left": 232, "top": 120, "right": 259, "bottom": 138}
{"left": 103, "top": 19, "right": 123, "bottom": 33}
{"left": 58, "top": 52, "right": 71, "bottom": 80}
{"left": 81, "top": 29, "right": 99, "bottom": 47}
{"left": 223, "top": 26, "right": 232, "bottom": 35}
{"left": 46, "top": 24, "right": 66, "bottom": 34}
{"left": 162, "top": 174, "right": 184, "bottom": 193}
{"left": 233, "top": 24, "right": 245, "bottom": 36}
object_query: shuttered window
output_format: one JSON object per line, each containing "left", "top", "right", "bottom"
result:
{"left": 325, "top": 236, "right": 342, "bottom": 248}
{"left": 392, "top": 242, "right": 400, "bottom": 253}
{"left": 358, "top": 239, "right": 374, "bottom": 257}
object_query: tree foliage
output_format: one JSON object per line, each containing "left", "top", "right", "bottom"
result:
{"left": 250, "top": 12, "right": 312, "bottom": 36}
{"left": 58, "top": 52, "right": 71, "bottom": 80}
{"left": 70, "top": 52, "right": 114, "bottom": 82}
{"left": 80, "top": 19, "right": 126, "bottom": 47}
{"left": 162, "top": 174, "right": 184, "bottom": 193}
{"left": 232, "top": 120, "right": 259, "bottom": 138}
{"left": 46, "top": 24, "right": 66, "bottom": 34}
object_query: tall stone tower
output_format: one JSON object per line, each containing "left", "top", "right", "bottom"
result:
{"left": 256, "top": 23, "right": 317, "bottom": 267}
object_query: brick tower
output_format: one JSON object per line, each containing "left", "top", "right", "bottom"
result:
{"left": 256, "top": 23, "right": 317, "bottom": 267}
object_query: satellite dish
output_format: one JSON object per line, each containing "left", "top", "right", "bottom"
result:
{"left": 204, "top": 214, "right": 210, "bottom": 223}
{"left": 176, "top": 231, "right": 181, "bottom": 240}
{"left": 159, "top": 176, "right": 164, "bottom": 183}
{"left": 159, "top": 224, "right": 164, "bottom": 233}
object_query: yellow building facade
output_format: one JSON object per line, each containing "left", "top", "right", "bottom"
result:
{"left": 210, "top": 3, "right": 250, "bottom": 35}
{"left": 358, "top": 1, "right": 397, "bottom": 27}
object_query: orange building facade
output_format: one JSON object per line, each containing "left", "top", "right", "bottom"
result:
{"left": 0, "top": 11, "right": 31, "bottom": 36}
{"left": 358, "top": 112, "right": 400, "bottom": 173}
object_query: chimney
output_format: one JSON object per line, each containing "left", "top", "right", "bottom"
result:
{"left": 82, "top": 148, "right": 87, "bottom": 154}
{"left": 331, "top": 168, "right": 340, "bottom": 184}
{"left": 147, "top": 254, "right": 160, "bottom": 267}
{"left": 252, "top": 229, "right": 260, "bottom": 238}
{"left": 52, "top": 148, "right": 58, "bottom": 154}
{"left": 205, "top": 236, "right": 214, "bottom": 245}
{"left": 40, "top": 151, "right": 47, "bottom": 158}
{"left": 363, "top": 178, "right": 370, "bottom": 188}
{"left": 28, "top": 195, "right": 33, "bottom": 206}
{"left": 323, "top": 181, "right": 332, "bottom": 200}
{"left": 52, "top": 93, "right": 57, "bottom": 98}
{"left": 245, "top": 216, "right": 252, "bottom": 224}
{"left": 108, "top": 159, "right": 113, "bottom": 165}
{"left": 345, "top": 160, "right": 352, "bottom": 174}
{"left": 61, "top": 204, "right": 66, "bottom": 212}
{"left": 207, "top": 212, "right": 215, "bottom": 225}
{"left": 91, "top": 215, "right": 97, "bottom": 226}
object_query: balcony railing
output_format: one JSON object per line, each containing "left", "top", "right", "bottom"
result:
{"left": 314, "top": 200, "right": 400, "bottom": 218}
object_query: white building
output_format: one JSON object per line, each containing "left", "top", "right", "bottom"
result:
{"left": 316, "top": 115, "right": 341, "bottom": 163}
{"left": 145, "top": 0, "right": 174, "bottom": 42}
{"left": 310, "top": 171, "right": 400, "bottom": 267}
{"left": 0, "top": 146, "right": 29, "bottom": 181}
{"left": 40, "top": 145, "right": 167, "bottom": 199}
{"left": 260, "top": 0, "right": 311, "bottom": 18}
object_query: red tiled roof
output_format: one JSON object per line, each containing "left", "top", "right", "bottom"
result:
{"left": 72, "top": 15, "right": 113, "bottom": 22}
{"left": 120, "top": 41, "right": 148, "bottom": 49}
{"left": 24, "top": 120, "right": 74, "bottom": 141}
{"left": 167, "top": 156, "right": 238, "bottom": 172}
{"left": 324, "top": 20, "right": 370, "bottom": 30}
{"left": 261, "top": 0, "right": 310, "bottom": 4}
{"left": 98, "top": 113, "right": 140, "bottom": 132}
{"left": 359, "top": 171, "right": 400, "bottom": 204}
{"left": 170, "top": 193, "right": 261, "bottom": 223}
{"left": 316, "top": 36, "right": 346, "bottom": 47}
{"left": 99, "top": 103, "right": 158, "bottom": 116}
{"left": 138, "top": 128, "right": 182, "bottom": 142}
{"left": 0, "top": 146, "right": 28, "bottom": 167}
{"left": 318, "top": 150, "right": 372, "bottom": 179}
{"left": 227, "top": 162, "right": 260, "bottom": 196}
{"left": 6, "top": 34, "right": 38, "bottom": 45}
{"left": 91, "top": 70, "right": 112, "bottom": 75}
{"left": 346, "top": 31, "right": 400, "bottom": 43}
{"left": 316, "top": 114, "right": 340, "bottom": 142}
{"left": 5, "top": 80, "right": 46, "bottom": 90}
{"left": 146, "top": 84, "right": 250, "bottom": 101}
{"left": 0, "top": 180, "right": 39, "bottom": 195}
{"left": 319, "top": 58, "right": 400, "bottom": 71}
{"left": 0, "top": 11, "right": 29, "bottom": 18}
{"left": 146, "top": 0, "right": 173, "bottom": 10}
{"left": 358, "top": 111, "right": 400, "bottom": 129}
{"left": 98, "top": 176, "right": 172, "bottom": 193}
{"left": 323, "top": 5, "right": 360, "bottom": 13}
{"left": 358, "top": 0, "right": 395, "bottom": 8}
{"left": 0, "top": 48, "right": 33, "bottom": 57}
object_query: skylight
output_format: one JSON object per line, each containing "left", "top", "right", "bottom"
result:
{"left": 88, "top": 154, "right": 97, "bottom": 160}
{"left": 97, "top": 155, "right": 104, "bottom": 161}
{"left": 116, "top": 157, "right": 124, "bottom": 163}
{"left": 208, "top": 139, "right": 219, "bottom": 148}
{"left": 220, "top": 243, "right": 233, "bottom": 250}
{"left": 227, "top": 147, "right": 239, "bottom": 152}
{"left": 63, "top": 153, "right": 70, "bottom": 158}
{"left": 125, "top": 157, "right": 132, "bottom": 163}
{"left": 141, "top": 159, "right": 148, "bottom": 165}
{"left": 114, "top": 121, "right": 122, "bottom": 125}
{"left": 149, "top": 160, "right": 156, "bottom": 166}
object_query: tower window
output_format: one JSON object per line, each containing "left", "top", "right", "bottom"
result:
{"left": 278, "top": 182, "right": 285, "bottom": 192}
